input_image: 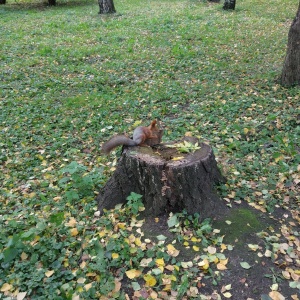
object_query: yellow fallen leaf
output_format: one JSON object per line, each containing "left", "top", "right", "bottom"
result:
{"left": 112, "top": 253, "right": 119, "bottom": 259}
{"left": 167, "top": 244, "right": 180, "bottom": 257}
{"left": 163, "top": 284, "right": 171, "bottom": 291}
{"left": 117, "top": 223, "right": 126, "bottom": 230}
{"left": 193, "top": 245, "right": 200, "bottom": 251}
{"left": 198, "top": 259, "right": 209, "bottom": 270}
{"left": 156, "top": 258, "right": 165, "bottom": 267}
{"left": 172, "top": 156, "right": 184, "bottom": 161}
{"left": 70, "top": 228, "right": 79, "bottom": 236}
{"left": 221, "top": 244, "right": 227, "bottom": 251}
{"left": 45, "top": 270, "right": 54, "bottom": 278}
{"left": 125, "top": 269, "right": 141, "bottom": 279}
{"left": 217, "top": 263, "right": 227, "bottom": 270}
{"left": 144, "top": 274, "right": 157, "bottom": 287}
{"left": 1, "top": 283, "right": 12, "bottom": 292}
{"left": 135, "top": 238, "right": 142, "bottom": 246}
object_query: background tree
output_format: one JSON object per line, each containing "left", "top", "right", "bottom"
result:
{"left": 0, "top": 0, "right": 6, "bottom": 4}
{"left": 223, "top": 0, "right": 236, "bottom": 10}
{"left": 280, "top": 2, "right": 300, "bottom": 87}
{"left": 99, "top": 0, "right": 116, "bottom": 14}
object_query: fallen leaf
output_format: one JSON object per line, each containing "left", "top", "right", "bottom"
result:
{"left": 144, "top": 274, "right": 157, "bottom": 287}
{"left": 207, "top": 246, "right": 216, "bottom": 254}
{"left": 126, "top": 269, "right": 142, "bottom": 279}
{"left": 17, "top": 292, "right": 27, "bottom": 300}
{"left": 70, "top": 228, "right": 79, "bottom": 236}
{"left": 167, "top": 244, "right": 180, "bottom": 257}
{"left": 45, "top": 270, "right": 55, "bottom": 278}
{"left": 1, "top": 283, "right": 12, "bottom": 292}
{"left": 269, "top": 291, "right": 285, "bottom": 300}
{"left": 240, "top": 262, "right": 251, "bottom": 269}
{"left": 77, "top": 277, "right": 86, "bottom": 284}
{"left": 223, "top": 292, "right": 232, "bottom": 298}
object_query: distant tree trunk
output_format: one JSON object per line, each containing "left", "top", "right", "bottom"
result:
{"left": 0, "top": 0, "right": 6, "bottom": 4}
{"left": 223, "top": 0, "right": 236, "bottom": 10}
{"left": 99, "top": 0, "right": 116, "bottom": 14}
{"left": 48, "top": 0, "right": 56, "bottom": 5}
{"left": 280, "top": 3, "right": 300, "bottom": 87}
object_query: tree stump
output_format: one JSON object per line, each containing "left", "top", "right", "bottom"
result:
{"left": 97, "top": 137, "right": 226, "bottom": 220}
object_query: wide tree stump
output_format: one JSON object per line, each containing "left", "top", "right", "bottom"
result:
{"left": 97, "top": 137, "right": 226, "bottom": 220}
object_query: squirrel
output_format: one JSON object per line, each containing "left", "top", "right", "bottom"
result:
{"left": 101, "top": 120, "right": 160, "bottom": 154}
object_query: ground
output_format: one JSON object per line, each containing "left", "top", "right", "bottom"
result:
{"left": 139, "top": 202, "right": 299, "bottom": 299}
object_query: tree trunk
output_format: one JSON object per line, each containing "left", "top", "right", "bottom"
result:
{"left": 98, "top": 0, "right": 116, "bottom": 14}
{"left": 280, "top": 3, "right": 300, "bottom": 87}
{"left": 97, "top": 137, "right": 226, "bottom": 220}
{"left": 223, "top": 0, "right": 236, "bottom": 10}
{"left": 0, "top": 0, "right": 6, "bottom": 4}
{"left": 48, "top": 0, "right": 56, "bottom": 5}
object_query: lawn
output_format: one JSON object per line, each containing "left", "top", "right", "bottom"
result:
{"left": 0, "top": 0, "right": 299, "bottom": 299}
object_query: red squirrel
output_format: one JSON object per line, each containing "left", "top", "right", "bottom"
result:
{"left": 101, "top": 120, "right": 160, "bottom": 154}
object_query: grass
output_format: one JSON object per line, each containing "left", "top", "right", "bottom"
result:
{"left": 0, "top": 0, "right": 299, "bottom": 298}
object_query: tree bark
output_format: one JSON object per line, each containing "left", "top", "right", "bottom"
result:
{"left": 98, "top": 0, "right": 116, "bottom": 14}
{"left": 97, "top": 138, "right": 226, "bottom": 220}
{"left": 280, "top": 3, "right": 300, "bottom": 87}
{"left": 223, "top": 0, "right": 236, "bottom": 10}
{"left": 48, "top": 0, "right": 56, "bottom": 5}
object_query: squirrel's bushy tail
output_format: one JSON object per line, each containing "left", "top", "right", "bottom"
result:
{"left": 101, "top": 135, "right": 137, "bottom": 154}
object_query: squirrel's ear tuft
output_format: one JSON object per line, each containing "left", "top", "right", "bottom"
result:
{"left": 151, "top": 120, "right": 157, "bottom": 126}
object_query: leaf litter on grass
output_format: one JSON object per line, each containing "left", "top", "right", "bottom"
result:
{"left": 1, "top": 0, "right": 300, "bottom": 298}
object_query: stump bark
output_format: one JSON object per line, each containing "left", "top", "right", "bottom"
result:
{"left": 97, "top": 138, "right": 226, "bottom": 220}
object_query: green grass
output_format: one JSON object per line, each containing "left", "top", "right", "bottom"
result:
{"left": 0, "top": 0, "right": 299, "bottom": 298}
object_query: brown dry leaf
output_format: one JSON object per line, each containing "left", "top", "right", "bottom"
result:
{"left": 114, "top": 280, "right": 121, "bottom": 292}
{"left": 269, "top": 291, "right": 285, "bottom": 300}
